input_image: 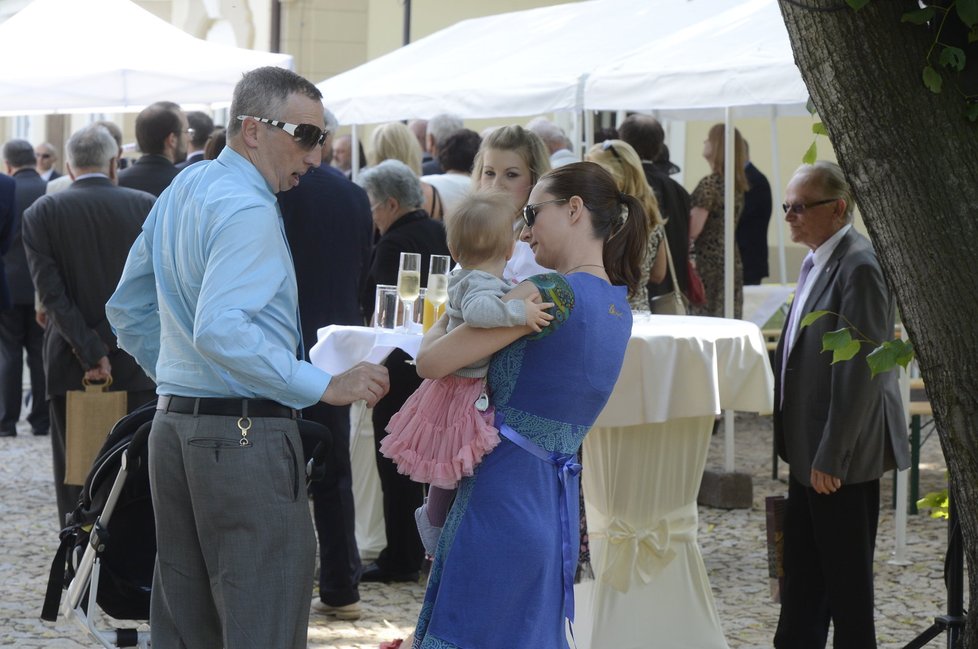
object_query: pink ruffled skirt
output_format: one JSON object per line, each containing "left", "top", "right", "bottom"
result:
{"left": 382, "top": 374, "right": 499, "bottom": 489}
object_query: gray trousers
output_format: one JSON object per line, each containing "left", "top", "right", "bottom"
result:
{"left": 148, "top": 409, "right": 315, "bottom": 649}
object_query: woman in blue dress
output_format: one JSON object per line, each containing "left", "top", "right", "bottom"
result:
{"left": 413, "top": 162, "right": 650, "bottom": 648}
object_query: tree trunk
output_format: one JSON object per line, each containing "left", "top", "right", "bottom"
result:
{"left": 778, "top": 0, "right": 978, "bottom": 646}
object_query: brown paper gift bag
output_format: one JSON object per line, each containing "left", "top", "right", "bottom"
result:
{"left": 65, "top": 378, "right": 128, "bottom": 486}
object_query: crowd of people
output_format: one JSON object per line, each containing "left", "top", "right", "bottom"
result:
{"left": 0, "top": 65, "right": 908, "bottom": 649}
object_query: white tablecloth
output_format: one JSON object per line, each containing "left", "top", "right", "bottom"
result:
{"left": 311, "top": 317, "right": 775, "bottom": 644}
{"left": 575, "top": 315, "right": 774, "bottom": 649}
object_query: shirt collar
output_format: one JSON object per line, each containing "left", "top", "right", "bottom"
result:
{"left": 217, "top": 146, "right": 276, "bottom": 199}
{"left": 812, "top": 223, "right": 852, "bottom": 268}
{"left": 73, "top": 172, "right": 110, "bottom": 182}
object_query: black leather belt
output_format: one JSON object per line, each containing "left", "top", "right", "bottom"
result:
{"left": 157, "top": 396, "right": 298, "bottom": 419}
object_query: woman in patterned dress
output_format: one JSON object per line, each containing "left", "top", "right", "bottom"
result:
{"left": 689, "top": 124, "right": 749, "bottom": 318}
{"left": 586, "top": 139, "right": 667, "bottom": 311}
{"left": 411, "top": 162, "right": 648, "bottom": 649}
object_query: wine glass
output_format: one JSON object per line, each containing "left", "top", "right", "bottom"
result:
{"left": 423, "top": 255, "right": 451, "bottom": 332}
{"left": 396, "top": 252, "right": 422, "bottom": 332}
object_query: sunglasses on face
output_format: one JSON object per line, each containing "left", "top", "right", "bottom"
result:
{"left": 35, "top": 152, "right": 51, "bottom": 159}
{"left": 781, "top": 198, "right": 839, "bottom": 214}
{"left": 522, "top": 198, "right": 568, "bottom": 228}
{"left": 236, "top": 115, "right": 328, "bottom": 149}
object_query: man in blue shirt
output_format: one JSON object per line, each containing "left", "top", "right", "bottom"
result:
{"left": 107, "top": 67, "right": 389, "bottom": 649}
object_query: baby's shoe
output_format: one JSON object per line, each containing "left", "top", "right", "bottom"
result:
{"left": 415, "top": 503, "right": 443, "bottom": 556}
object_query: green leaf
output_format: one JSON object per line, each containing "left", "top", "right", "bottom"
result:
{"left": 967, "top": 103, "right": 978, "bottom": 122}
{"left": 822, "top": 328, "right": 853, "bottom": 353}
{"left": 866, "top": 340, "right": 914, "bottom": 377}
{"left": 802, "top": 139, "right": 817, "bottom": 164}
{"left": 939, "top": 46, "right": 966, "bottom": 71}
{"left": 901, "top": 6, "right": 936, "bottom": 24}
{"left": 800, "top": 309, "right": 831, "bottom": 328}
{"left": 922, "top": 66, "right": 943, "bottom": 93}
{"left": 846, "top": 0, "right": 871, "bottom": 10}
{"left": 958, "top": 0, "right": 978, "bottom": 27}
{"left": 805, "top": 96, "right": 817, "bottom": 116}
{"left": 833, "top": 340, "right": 862, "bottom": 364}
{"left": 969, "top": 25, "right": 978, "bottom": 44}
{"left": 812, "top": 122, "right": 828, "bottom": 136}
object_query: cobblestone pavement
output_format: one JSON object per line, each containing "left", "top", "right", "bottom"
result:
{"left": 0, "top": 413, "right": 956, "bottom": 648}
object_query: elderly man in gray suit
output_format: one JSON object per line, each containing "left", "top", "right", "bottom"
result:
{"left": 773, "top": 161, "right": 910, "bottom": 649}
{"left": 22, "top": 124, "right": 157, "bottom": 525}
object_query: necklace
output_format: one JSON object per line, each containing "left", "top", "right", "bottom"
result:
{"left": 565, "top": 264, "right": 606, "bottom": 274}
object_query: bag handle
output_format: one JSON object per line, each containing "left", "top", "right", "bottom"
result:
{"left": 82, "top": 376, "right": 113, "bottom": 393}
{"left": 660, "top": 227, "right": 683, "bottom": 301}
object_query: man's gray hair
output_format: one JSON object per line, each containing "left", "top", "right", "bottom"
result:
{"left": 67, "top": 125, "right": 118, "bottom": 172}
{"left": 2, "top": 139, "right": 36, "bottom": 168}
{"left": 323, "top": 107, "right": 340, "bottom": 134}
{"left": 796, "top": 161, "right": 855, "bottom": 224}
{"left": 427, "top": 113, "right": 464, "bottom": 148}
{"left": 228, "top": 66, "right": 323, "bottom": 137}
{"left": 357, "top": 159, "right": 424, "bottom": 211}
{"left": 526, "top": 117, "right": 569, "bottom": 151}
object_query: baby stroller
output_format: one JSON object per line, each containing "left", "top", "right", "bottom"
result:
{"left": 41, "top": 399, "right": 156, "bottom": 648}
{"left": 40, "top": 400, "right": 333, "bottom": 648}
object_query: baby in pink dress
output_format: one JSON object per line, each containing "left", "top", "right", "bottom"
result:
{"left": 382, "top": 191, "right": 552, "bottom": 554}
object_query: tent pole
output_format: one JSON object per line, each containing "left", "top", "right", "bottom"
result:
{"left": 723, "top": 106, "right": 735, "bottom": 473}
{"left": 770, "top": 107, "right": 787, "bottom": 284}
{"left": 351, "top": 124, "right": 361, "bottom": 183}
{"left": 583, "top": 110, "right": 594, "bottom": 153}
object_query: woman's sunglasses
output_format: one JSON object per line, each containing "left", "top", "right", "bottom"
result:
{"left": 236, "top": 115, "right": 328, "bottom": 149}
{"left": 522, "top": 198, "right": 568, "bottom": 228}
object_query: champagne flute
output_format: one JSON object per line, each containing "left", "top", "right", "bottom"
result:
{"left": 423, "top": 254, "right": 451, "bottom": 332}
{"left": 396, "top": 252, "right": 422, "bottom": 332}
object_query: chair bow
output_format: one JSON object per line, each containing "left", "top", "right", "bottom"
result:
{"left": 597, "top": 503, "right": 698, "bottom": 592}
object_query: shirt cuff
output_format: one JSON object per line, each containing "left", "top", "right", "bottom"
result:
{"left": 288, "top": 361, "right": 333, "bottom": 409}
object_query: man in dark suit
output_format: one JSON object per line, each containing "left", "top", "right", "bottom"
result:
{"left": 357, "top": 160, "right": 450, "bottom": 583}
{"left": 618, "top": 114, "right": 691, "bottom": 306}
{"left": 0, "top": 175, "right": 17, "bottom": 312}
{"left": 773, "top": 161, "right": 910, "bottom": 649}
{"left": 22, "top": 124, "right": 157, "bottom": 525}
{"left": 175, "top": 111, "right": 214, "bottom": 170}
{"left": 737, "top": 143, "right": 773, "bottom": 285}
{"left": 118, "top": 100, "right": 188, "bottom": 196}
{"left": 0, "top": 139, "right": 48, "bottom": 437}
{"left": 278, "top": 151, "right": 374, "bottom": 620}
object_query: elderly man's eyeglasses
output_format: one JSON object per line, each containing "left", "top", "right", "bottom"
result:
{"left": 781, "top": 198, "right": 839, "bottom": 215}
{"left": 35, "top": 152, "right": 52, "bottom": 159}
{"left": 236, "top": 115, "right": 328, "bottom": 149}
{"left": 522, "top": 198, "right": 568, "bottom": 228}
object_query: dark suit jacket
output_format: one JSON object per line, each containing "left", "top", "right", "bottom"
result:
{"left": 642, "top": 162, "right": 691, "bottom": 298}
{"left": 0, "top": 175, "right": 16, "bottom": 310}
{"left": 175, "top": 151, "right": 205, "bottom": 171}
{"left": 3, "top": 168, "right": 47, "bottom": 305}
{"left": 737, "top": 162, "right": 772, "bottom": 285}
{"left": 21, "top": 176, "right": 157, "bottom": 397}
{"left": 279, "top": 165, "right": 374, "bottom": 353}
{"left": 118, "top": 154, "right": 179, "bottom": 197}
{"left": 773, "top": 228, "right": 909, "bottom": 487}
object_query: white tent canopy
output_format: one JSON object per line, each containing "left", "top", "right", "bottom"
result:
{"left": 318, "top": 0, "right": 807, "bottom": 125}
{"left": 585, "top": 0, "right": 808, "bottom": 118}
{"left": 0, "top": 0, "right": 293, "bottom": 115}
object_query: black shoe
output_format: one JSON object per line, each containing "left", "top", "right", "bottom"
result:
{"left": 32, "top": 428, "right": 49, "bottom": 436}
{"left": 0, "top": 427, "right": 16, "bottom": 438}
{"left": 359, "top": 562, "right": 419, "bottom": 584}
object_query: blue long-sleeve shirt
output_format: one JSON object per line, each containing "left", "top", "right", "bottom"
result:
{"left": 106, "top": 146, "right": 331, "bottom": 409}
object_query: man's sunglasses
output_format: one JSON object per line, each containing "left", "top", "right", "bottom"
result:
{"left": 522, "top": 198, "right": 568, "bottom": 228}
{"left": 236, "top": 115, "right": 328, "bottom": 149}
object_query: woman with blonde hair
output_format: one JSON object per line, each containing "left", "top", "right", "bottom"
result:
{"left": 689, "top": 123, "right": 749, "bottom": 318}
{"left": 587, "top": 139, "right": 667, "bottom": 311}
{"left": 470, "top": 124, "right": 552, "bottom": 282}
{"left": 371, "top": 121, "right": 444, "bottom": 220}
